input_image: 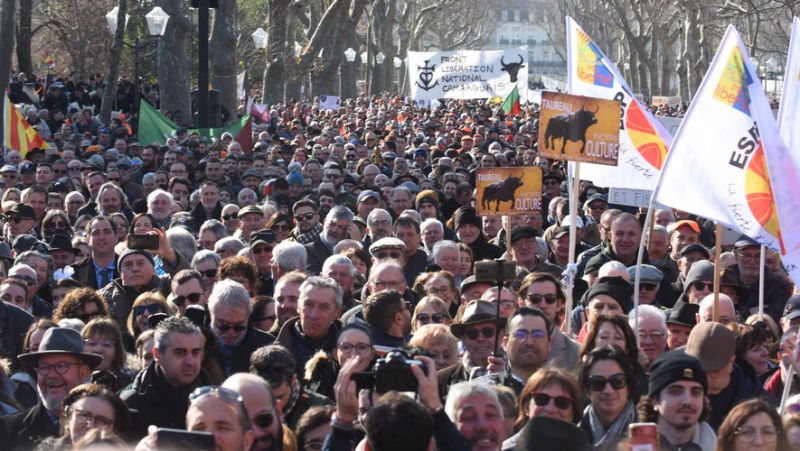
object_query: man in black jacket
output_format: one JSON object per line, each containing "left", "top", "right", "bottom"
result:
{"left": 121, "top": 316, "right": 214, "bottom": 440}
{"left": 0, "top": 327, "right": 101, "bottom": 451}
{"left": 208, "top": 279, "right": 275, "bottom": 377}
{"left": 305, "top": 206, "right": 354, "bottom": 275}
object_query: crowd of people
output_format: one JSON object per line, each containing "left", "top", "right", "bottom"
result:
{"left": 0, "top": 76, "right": 797, "bottom": 451}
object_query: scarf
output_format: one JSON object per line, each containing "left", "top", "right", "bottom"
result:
{"left": 283, "top": 380, "right": 302, "bottom": 415}
{"left": 586, "top": 400, "right": 636, "bottom": 451}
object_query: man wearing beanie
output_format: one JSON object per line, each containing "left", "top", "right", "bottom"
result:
{"left": 453, "top": 206, "right": 503, "bottom": 262}
{"left": 578, "top": 276, "right": 634, "bottom": 342}
{"left": 416, "top": 190, "right": 440, "bottom": 221}
{"left": 637, "top": 351, "right": 716, "bottom": 450}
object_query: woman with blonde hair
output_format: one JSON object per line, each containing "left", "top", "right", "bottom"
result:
{"left": 410, "top": 296, "right": 452, "bottom": 332}
{"left": 408, "top": 323, "right": 459, "bottom": 371}
{"left": 127, "top": 291, "right": 172, "bottom": 344}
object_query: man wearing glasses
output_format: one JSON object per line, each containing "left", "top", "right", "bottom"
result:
{"left": 208, "top": 280, "right": 275, "bottom": 377}
{"left": 1, "top": 327, "right": 100, "bottom": 449}
{"left": 730, "top": 236, "right": 792, "bottom": 325}
{"left": 222, "top": 374, "right": 285, "bottom": 451}
{"left": 518, "top": 272, "right": 579, "bottom": 371}
{"left": 438, "top": 300, "right": 506, "bottom": 400}
{"left": 122, "top": 317, "right": 213, "bottom": 440}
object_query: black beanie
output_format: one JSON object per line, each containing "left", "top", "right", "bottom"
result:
{"left": 648, "top": 351, "right": 707, "bottom": 396}
{"left": 453, "top": 206, "right": 481, "bottom": 231}
{"left": 584, "top": 276, "right": 634, "bottom": 313}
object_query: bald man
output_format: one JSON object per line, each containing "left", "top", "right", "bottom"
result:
{"left": 222, "top": 373, "right": 286, "bottom": 451}
{"left": 696, "top": 294, "right": 736, "bottom": 326}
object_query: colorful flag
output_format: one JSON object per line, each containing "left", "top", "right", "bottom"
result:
{"left": 235, "top": 115, "right": 253, "bottom": 154}
{"left": 566, "top": 17, "right": 672, "bottom": 190}
{"left": 655, "top": 25, "right": 800, "bottom": 264}
{"left": 45, "top": 52, "right": 55, "bottom": 70}
{"left": 3, "top": 92, "right": 48, "bottom": 158}
{"left": 499, "top": 85, "right": 520, "bottom": 115}
{"left": 250, "top": 103, "right": 270, "bottom": 123}
{"left": 137, "top": 99, "right": 252, "bottom": 147}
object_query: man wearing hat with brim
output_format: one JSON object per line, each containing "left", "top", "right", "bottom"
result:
{"left": 685, "top": 322, "right": 773, "bottom": 430}
{"left": 235, "top": 205, "right": 266, "bottom": 244}
{"left": 541, "top": 171, "right": 564, "bottom": 214}
{"left": 729, "top": 235, "right": 792, "bottom": 325}
{"left": 665, "top": 300, "right": 698, "bottom": 349}
{"left": 4, "top": 204, "right": 37, "bottom": 244}
{"left": 626, "top": 264, "right": 665, "bottom": 308}
{"left": 437, "top": 300, "right": 507, "bottom": 401}
{"left": 356, "top": 190, "right": 381, "bottom": 221}
{"left": 48, "top": 234, "right": 82, "bottom": 270}
{"left": 636, "top": 351, "right": 716, "bottom": 450}
{"left": 0, "top": 328, "right": 101, "bottom": 450}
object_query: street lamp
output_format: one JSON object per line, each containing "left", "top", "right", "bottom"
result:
{"left": 344, "top": 48, "right": 356, "bottom": 62}
{"left": 106, "top": 6, "right": 168, "bottom": 117}
{"left": 361, "top": 52, "right": 368, "bottom": 65}
{"left": 376, "top": 52, "right": 385, "bottom": 65}
{"left": 294, "top": 41, "right": 303, "bottom": 58}
{"left": 252, "top": 28, "right": 268, "bottom": 50}
{"left": 393, "top": 57, "right": 402, "bottom": 92}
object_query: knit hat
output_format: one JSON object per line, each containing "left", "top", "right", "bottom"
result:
{"left": 453, "top": 206, "right": 481, "bottom": 231}
{"left": 584, "top": 276, "right": 634, "bottom": 313}
{"left": 648, "top": 351, "right": 707, "bottom": 396}
{"left": 286, "top": 169, "right": 304, "bottom": 186}
{"left": 416, "top": 190, "right": 440, "bottom": 209}
{"left": 684, "top": 260, "right": 715, "bottom": 292}
{"left": 118, "top": 248, "right": 155, "bottom": 268}
{"left": 514, "top": 416, "right": 589, "bottom": 451}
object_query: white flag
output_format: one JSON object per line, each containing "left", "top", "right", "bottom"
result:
{"left": 566, "top": 17, "right": 673, "bottom": 190}
{"left": 656, "top": 25, "right": 800, "bottom": 261}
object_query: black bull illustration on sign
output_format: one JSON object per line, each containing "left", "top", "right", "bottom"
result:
{"left": 481, "top": 176, "right": 524, "bottom": 212}
{"left": 544, "top": 105, "right": 599, "bottom": 154}
{"left": 500, "top": 55, "right": 526, "bottom": 83}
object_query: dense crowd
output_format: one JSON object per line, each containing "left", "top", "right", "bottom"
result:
{"left": 0, "top": 75, "right": 797, "bottom": 451}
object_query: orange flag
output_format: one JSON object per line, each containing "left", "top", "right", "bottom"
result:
{"left": 4, "top": 92, "right": 48, "bottom": 158}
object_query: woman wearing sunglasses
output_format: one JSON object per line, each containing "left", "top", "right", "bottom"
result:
{"left": 305, "top": 323, "right": 376, "bottom": 401}
{"left": 41, "top": 209, "right": 74, "bottom": 241}
{"left": 127, "top": 291, "right": 172, "bottom": 347}
{"left": 578, "top": 345, "right": 638, "bottom": 451}
{"left": 266, "top": 212, "right": 294, "bottom": 243}
{"left": 82, "top": 318, "right": 135, "bottom": 391}
{"left": 503, "top": 367, "right": 583, "bottom": 450}
{"left": 410, "top": 296, "right": 452, "bottom": 332}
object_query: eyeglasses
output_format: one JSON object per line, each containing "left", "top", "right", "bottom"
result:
{"left": 639, "top": 284, "right": 658, "bottom": 291}
{"left": 425, "top": 286, "right": 452, "bottom": 297}
{"left": 198, "top": 268, "right": 218, "bottom": 278}
{"left": 272, "top": 224, "right": 292, "bottom": 232}
{"left": 511, "top": 329, "right": 548, "bottom": 342}
{"left": 691, "top": 281, "right": 713, "bottom": 291}
{"left": 544, "top": 180, "right": 559, "bottom": 186}
{"left": 47, "top": 221, "right": 68, "bottom": 230}
{"left": 133, "top": 304, "right": 161, "bottom": 317}
{"left": 252, "top": 246, "right": 274, "bottom": 255}
{"left": 587, "top": 204, "right": 607, "bottom": 211}
{"left": 526, "top": 293, "right": 558, "bottom": 305}
{"left": 295, "top": 213, "right": 316, "bottom": 221}
{"left": 72, "top": 408, "right": 115, "bottom": 428}
{"left": 463, "top": 327, "right": 496, "bottom": 340}
{"left": 173, "top": 292, "right": 203, "bottom": 307}
{"left": 6, "top": 216, "right": 30, "bottom": 224}
{"left": 326, "top": 173, "right": 343, "bottom": 180}
{"left": 254, "top": 411, "right": 275, "bottom": 429}
{"left": 215, "top": 321, "right": 247, "bottom": 332}
{"left": 638, "top": 331, "right": 665, "bottom": 342}
{"left": 78, "top": 312, "right": 103, "bottom": 323}
{"left": 54, "top": 169, "right": 67, "bottom": 175}
{"left": 190, "top": 385, "right": 244, "bottom": 407}
{"left": 36, "top": 361, "right": 82, "bottom": 376}
{"left": 737, "top": 252, "right": 761, "bottom": 262}
{"left": 337, "top": 342, "right": 372, "bottom": 355}
{"left": 84, "top": 338, "right": 116, "bottom": 350}
{"left": 528, "top": 392, "right": 573, "bottom": 410}
{"left": 586, "top": 374, "right": 628, "bottom": 392}
{"left": 416, "top": 313, "right": 446, "bottom": 324}
{"left": 374, "top": 251, "right": 403, "bottom": 260}
{"left": 735, "top": 426, "right": 779, "bottom": 443}
{"left": 494, "top": 299, "right": 516, "bottom": 309}
{"left": 254, "top": 314, "right": 276, "bottom": 323}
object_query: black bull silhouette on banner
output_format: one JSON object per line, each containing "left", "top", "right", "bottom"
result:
{"left": 544, "top": 105, "right": 599, "bottom": 154}
{"left": 481, "top": 176, "right": 524, "bottom": 212}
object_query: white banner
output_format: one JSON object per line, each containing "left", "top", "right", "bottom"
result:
{"left": 319, "top": 95, "right": 341, "bottom": 111}
{"left": 407, "top": 48, "right": 529, "bottom": 102}
{"left": 566, "top": 17, "right": 673, "bottom": 191}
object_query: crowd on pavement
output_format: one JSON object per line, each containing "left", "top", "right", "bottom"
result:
{"left": 0, "top": 75, "right": 797, "bottom": 451}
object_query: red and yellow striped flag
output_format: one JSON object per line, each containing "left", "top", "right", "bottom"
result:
{"left": 45, "top": 52, "right": 55, "bottom": 70}
{"left": 4, "top": 92, "right": 48, "bottom": 158}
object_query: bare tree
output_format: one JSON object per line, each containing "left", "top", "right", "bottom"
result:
{"left": 157, "top": 0, "right": 191, "bottom": 120}
{"left": 100, "top": 0, "right": 127, "bottom": 124}
{"left": 210, "top": 0, "right": 239, "bottom": 123}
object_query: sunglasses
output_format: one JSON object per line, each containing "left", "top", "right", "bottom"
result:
{"left": 54, "top": 169, "right": 67, "bottom": 175}
{"left": 463, "top": 327, "right": 496, "bottom": 340}
{"left": 416, "top": 313, "right": 446, "bottom": 324}
{"left": 691, "top": 281, "right": 713, "bottom": 291}
{"left": 586, "top": 374, "right": 628, "bottom": 392}
{"left": 529, "top": 392, "right": 573, "bottom": 410}
{"left": 374, "top": 251, "right": 403, "bottom": 260}
{"left": 639, "top": 284, "right": 658, "bottom": 291}
{"left": 222, "top": 213, "right": 239, "bottom": 221}
{"left": 294, "top": 213, "right": 315, "bottom": 221}
{"left": 527, "top": 294, "right": 558, "bottom": 305}
{"left": 252, "top": 246, "right": 274, "bottom": 255}
{"left": 10, "top": 275, "right": 35, "bottom": 287}
{"left": 173, "top": 292, "right": 203, "bottom": 307}
{"left": 253, "top": 411, "right": 275, "bottom": 428}
{"left": 215, "top": 322, "right": 247, "bottom": 332}
{"left": 198, "top": 268, "right": 218, "bottom": 278}
{"left": 6, "top": 216, "right": 31, "bottom": 223}
{"left": 133, "top": 304, "right": 161, "bottom": 316}
{"left": 272, "top": 224, "right": 292, "bottom": 232}
{"left": 587, "top": 204, "right": 607, "bottom": 211}
{"left": 544, "top": 180, "right": 559, "bottom": 186}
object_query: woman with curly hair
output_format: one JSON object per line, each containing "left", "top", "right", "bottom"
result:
{"left": 413, "top": 271, "right": 460, "bottom": 317}
{"left": 218, "top": 256, "right": 260, "bottom": 293}
{"left": 53, "top": 288, "right": 110, "bottom": 324}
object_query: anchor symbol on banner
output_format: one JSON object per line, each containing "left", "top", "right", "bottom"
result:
{"left": 416, "top": 60, "right": 439, "bottom": 91}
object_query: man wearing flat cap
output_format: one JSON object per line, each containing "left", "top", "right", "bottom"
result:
{"left": 637, "top": 351, "right": 716, "bottom": 450}
{"left": 729, "top": 235, "right": 792, "bottom": 325}
{"left": 0, "top": 328, "right": 102, "bottom": 450}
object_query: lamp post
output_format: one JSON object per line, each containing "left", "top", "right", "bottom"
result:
{"left": 252, "top": 28, "right": 268, "bottom": 50}
{"left": 393, "top": 56, "right": 402, "bottom": 92}
{"left": 106, "top": 6, "right": 169, "bottom": 117}
{"left": 344, "top": 48, "right": 356, "bottom": 98}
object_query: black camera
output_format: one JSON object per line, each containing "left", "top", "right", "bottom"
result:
{"left": 353, "top": 350, "right": 427, "bottom": 393}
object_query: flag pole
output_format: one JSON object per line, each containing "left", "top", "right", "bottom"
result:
{"left": 632, "top": 200, "right": 658, "bottom": 349}
{"left": 713, "top": 223, "right": 723, "bottom": 321}
{"left": 565, "top": 162, "right": 580, "bottom": 337}
{"left": 780, "top": 330, "right": 800, "bottom": 415}
{"left": 759, "top": 245, "right": 766, "bottom": 321}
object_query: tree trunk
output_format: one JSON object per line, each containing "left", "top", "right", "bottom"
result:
{"left": 100, "top": 0, "right": 128, "bottom": 125}
{"left": 262, "top": 0, "right": 291, "bottom": 105}
{"left": 340, "top": 31, "right": 359, "bottom": 99}
{"left": 156, "top": 0, "right": 191, "bottom": 122}
{"left": 15, "top": 0, "right": 32, "bottom": 76}
{"left": 209, "top": 0, "right": 238, "bottom": 124}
